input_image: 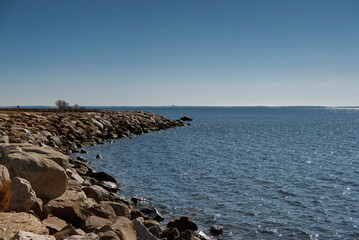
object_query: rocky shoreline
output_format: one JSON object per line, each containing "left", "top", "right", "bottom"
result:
{"left": 0, "top": 111, "right": 214, "bottom": 240}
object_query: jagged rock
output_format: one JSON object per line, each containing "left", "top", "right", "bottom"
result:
{"left": 0, "top": 144, "right": 67, "bottom": 200}
{"left": 101, "top": 201, "right": 131, "bottom": 218}
{"left": 133, "top": 218, "right": 158, "bottom": 240}
{"left": 0, "top": 212, "right": 49, "bottom": 239}
{"left": 140, "top": 207, "right": 164, "bottom": 222}
{"left": 64, "top": 233, "right": 99, "bottom": 240}
{"left": 196, "top": 231, "right": 211, "bottom": 240}
{"left": 6, "top": 177, "right": 36, "bottom": 212}
{"left": 143, "top": 220, "right": 164, "bottom": 238}
{"left": 43, "top": 198, "right": 94, "bottom": 228}
{"left": 91, "top": 118, "right": 104, "bottom": 131}
{"left": 130, "top": 210, "right": 150, "bottom": 221}
{"left": 30, "top": 197, "right": 44, "bottom": 220}
{"left": 42, "top": 216, "right": 68, "bottom": 234}
{"left": 9, "top": 231, "right": 55, "bottom": 240}
{"left": 95, "top": 225, "right": 120, "bottom": 240}
{"left": 67, "top": 169, "right": 85, "bottom": 184}
{"left": 96, "top": 154, "right": 102, "bottom": 159}
{"left": 80, "top": 216, "right": 113, "bottom": 233}
{"left": 82, "top": 185, "right": 112, "bottom": 203}
{"left": 161, "top": 228, "right": 180, "bottom": 240}
{"left": 80, "top": 149, "right": 87, "bottom": 154}
{"left": 167, "top": 216, "right": 198, "bottom": 232}
{"left": 209, "top": 225, "right": 223, "bottom": 235}
{"left": 87, "top": 203, "right": 117, "bottom": 219}
{"left": 0, "top": 164, "right": 10, "bottom": 184}
{"left": 110, "top": 217, "right": 137, "bottom": 240}
{"left": 53, "top": 224, "right": 86, "bottom": 240}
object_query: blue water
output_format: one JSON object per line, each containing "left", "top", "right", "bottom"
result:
{"left": 76, "top": 107, "right": 359, "bottom": 239}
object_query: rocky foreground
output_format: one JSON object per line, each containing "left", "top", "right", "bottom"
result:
{"left": 0, "top": 111, "right": 214, "bottom": 240}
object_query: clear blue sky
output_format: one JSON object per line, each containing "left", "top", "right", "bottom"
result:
{"left": 0, "top": 0, "right": 358, "bottom": 106}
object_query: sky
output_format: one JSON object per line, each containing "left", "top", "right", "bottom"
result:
{"left": 0, "top": 0, "right": 358, "bottom": 106}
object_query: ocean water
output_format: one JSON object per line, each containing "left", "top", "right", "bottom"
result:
{"left": 74, "top": 107, "right": 359, "bottom": 239}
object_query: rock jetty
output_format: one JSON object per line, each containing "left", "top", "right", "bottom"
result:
{"left": 0, "top": 111, "right": 204, "bottom": 240}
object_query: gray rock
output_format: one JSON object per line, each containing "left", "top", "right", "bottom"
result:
{"left": 133, "top": 219, "right": 158, "bottom": 240}
{"left": 66, "top": 169, "right": 84, "bottom": 184}
{"left": 64, "top": 233, "right": 99, "bottom": 240}
{"left": 9, "top": 231, "right": 55, "bottom": 240}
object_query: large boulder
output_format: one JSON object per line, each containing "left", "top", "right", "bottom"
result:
{"left": 0, "top": 144, "right": 67, "bottom": 200}
{"left": 0, "top": 212, "right": 49, "bottom": 239}
{"left": 6, "top": 177, "right": 37, "bottom": 212}
{"left": 12, "top": 144, "right": 69, "bottom": 169}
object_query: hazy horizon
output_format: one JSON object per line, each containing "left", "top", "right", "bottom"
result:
{"left": 1, "top": 0, "right": 358, "bottom": 106}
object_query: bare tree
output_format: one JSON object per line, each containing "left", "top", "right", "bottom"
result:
{"left": 55, "top": 100, "right": 70, "bottom": 110}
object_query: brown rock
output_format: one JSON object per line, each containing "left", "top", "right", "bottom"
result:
{"left": 110, "top": 216, "right": 137, "bottom": 240}
{"left": 30, "top": 197, "right": 44, "bottom": 220}
{"left": 0, "top": 164, "right": 10, "bottom": 185}
{"left": 0, "top": 212, "right": 49, "bottom": 239}
{"left": 144, "top": 220, "right": 164, "bottom": 238}
{"left": 0, "top": 144, "right": 67, "bottom": 200}
{"left": 53, "top": 224, "right": 85, "bottom": 240}
{"left": 43, "top": 201, "right": 93, "bottom": 228}
{"left": 6, "top": 177, "right": 37, "bottom": 212}
{"left": 42, "top": 216, "right": 68, "bottom": 234}
{"left": 95, "top": 225, "right": 120, "bottom": 240}
{"left": 20, "top": 144, "right": 69, "bottom": 169}
{"left": 82, "top": 185, "right": 112, "bottom": 203}
{"left": 80, "top": 216, "right": 113, "bottom": 233}
{"left": 101, "top": 201, "right": 131, "bottom": 218}
{"left": 87, "top": 203, "right": 117, "bottom": 219}
{"left": 133, "top": 218, "right": 158, "bottom": 240}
